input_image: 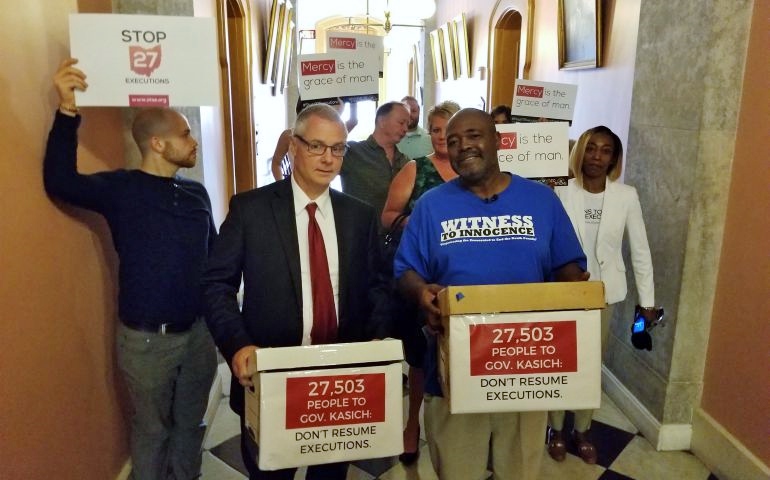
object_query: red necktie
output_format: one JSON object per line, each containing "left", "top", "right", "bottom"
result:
{"left": 306, "top": 203, "right": 337, "bottom": 344}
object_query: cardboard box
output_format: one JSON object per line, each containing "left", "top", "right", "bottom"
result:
{"left": 244, "top": 339, "right": 404, "bottom": 470}
{"left": 437, "top": 282, "right": 605, "bottom": 414}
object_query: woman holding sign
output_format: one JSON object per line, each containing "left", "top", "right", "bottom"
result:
{"left": 550, "top": 126, "right": 660, "bottom": 463}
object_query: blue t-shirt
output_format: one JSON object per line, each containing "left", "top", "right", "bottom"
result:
{"left": 394, "top": 174, "right": 586, "bottom": 395}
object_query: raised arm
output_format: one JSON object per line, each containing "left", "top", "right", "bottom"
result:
{"left": 270, "top": 128, "right": 292, "bottom": 181}
{"left": 345, "top": 100, "right": 358, "bottom": 133}
{"left": 43, "top": 59, "right": 114, "bottom": 211}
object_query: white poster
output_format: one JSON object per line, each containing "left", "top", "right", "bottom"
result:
{"left": 496, "top": 122, "right": 570, "bottom": 179}
{"left": 298, "top": 33, "right": 381, "bottom": 103}
{"left": 250, "top": 364, "right": 403, "bottom": 470}
{"left": 69, "top": 14, "right": 219, "bottom": 107}
{"left": 325, "top": 32, "right": 383, "bottom": 74}
{"left": 444, "top": 310, "right": 601, "bottom": 414}
{"left": 511, "top": 79, "right": 578, "bottom": 121}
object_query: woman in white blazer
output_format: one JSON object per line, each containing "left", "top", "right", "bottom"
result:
{"left": 548, "top": 126, "right": 659, "bottom": 464}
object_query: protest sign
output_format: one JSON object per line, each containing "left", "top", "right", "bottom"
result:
{"left": 511, "top": 79, "right": 578, "bottom": 121}
{"left": 299, "top": 33, "right": 381, "bottom": 103}
{"left": 496, "top": 122, "right": 570, "bottom": 180}
{"left": 69, "top": 14, "right": 219, "bottom": 107}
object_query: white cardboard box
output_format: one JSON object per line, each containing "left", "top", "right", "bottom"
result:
{"left": 244, "top": 339, "right": 404, "bottom": 470}
{"left": 437, "top": 282, "right": 605, "bottom": 414}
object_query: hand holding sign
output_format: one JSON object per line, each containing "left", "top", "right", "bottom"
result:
{"left": 53, "top": 58, "right": 88, "bottom": 113}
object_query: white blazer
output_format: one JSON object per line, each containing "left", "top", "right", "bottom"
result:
{"left": 556, "top": 178, "right": 655, "bottom": 306}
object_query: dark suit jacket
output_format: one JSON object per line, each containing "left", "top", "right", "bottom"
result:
{"left": 202, "top": 179, "right": 391, "bottom": 415}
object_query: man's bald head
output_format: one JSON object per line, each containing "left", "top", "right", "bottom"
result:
{"left": 131, "top": 108, "right": 186, "bottom": 156}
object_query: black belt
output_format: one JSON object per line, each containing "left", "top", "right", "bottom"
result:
{"left": 122, "top": 319, "right": 193, "bottom": 335}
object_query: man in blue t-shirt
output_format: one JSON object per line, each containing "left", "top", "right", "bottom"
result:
{"left": 394, "top": 108, "right": 587, "bottom": 480}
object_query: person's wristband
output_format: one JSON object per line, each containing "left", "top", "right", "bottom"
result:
{"left": 59, "top": 103, "right": 79, "bottom": 115}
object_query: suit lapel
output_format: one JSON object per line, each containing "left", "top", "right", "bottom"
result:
{"left": 271, "top": 180, "right": 302, "bottom": 312}
{"left": 330, "top": 191, "right": 350, "bottom": 326}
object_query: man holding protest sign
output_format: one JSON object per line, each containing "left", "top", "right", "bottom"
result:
{"left": 44, "top": 58, "right": 218, "bottom": 480}
{"left": 394, "top": 108, "right": 587, "bottom": 480}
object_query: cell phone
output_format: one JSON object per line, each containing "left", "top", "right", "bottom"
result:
{"left": 632, "top": 312, "right": 646, "bottom": 334}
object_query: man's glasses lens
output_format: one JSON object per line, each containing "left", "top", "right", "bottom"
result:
{"left": 297, "top": 135, "right": 348, "bottom": 157}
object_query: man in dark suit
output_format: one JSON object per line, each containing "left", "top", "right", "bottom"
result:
{"left": 202, "top": 103, "right": 390, "bottom": 480}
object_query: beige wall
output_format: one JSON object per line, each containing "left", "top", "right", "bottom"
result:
{"left": 701, "top": 0, "right": 770, "bottom": 465}
{"left": 429, "top": 0, "right": 639, "bottom": 148}
{"left": 0, "top": 1, "right": 130, "bottom": 478}
{"left": 0, "top": 0, "right": 248, "bottom": 477}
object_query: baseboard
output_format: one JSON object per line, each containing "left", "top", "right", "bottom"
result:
{"left": 691, "top": 408, "right": 770, "bottom": 480}
{"left": 115, "top": 460, "right": 131, "bottom": 480}
{"left": 602, "top": 366, "right": 691, "bottom": 450}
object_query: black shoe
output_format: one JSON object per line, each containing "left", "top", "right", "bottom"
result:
{"left": 398, "top": 449, "right": 420, "bottom": 466}
{"left": 398, "top": 426, "right": 420, "bottom": 465}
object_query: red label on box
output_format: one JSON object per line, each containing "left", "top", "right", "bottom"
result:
{"left": 285, "top": 373, "right": 386, "bottom": 429}
{"left": 499, "top": 132, "right": 517, "bottom": 149}
{"left": 516, "top": 84, "right": 544, "bottom": 98}
{"left": 129, "top": 94, "right": 169, "bottom": 107}
{"left": 469, "top": 321, "right": 577, "bottom": 375}
{"left": 301, "top": 59, "right": 336, "bottom": 75}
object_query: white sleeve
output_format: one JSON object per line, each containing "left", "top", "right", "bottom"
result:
{"left": 625, "top": 187, "right": 655, "bottom": 307}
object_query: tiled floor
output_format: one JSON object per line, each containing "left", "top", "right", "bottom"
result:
{"left": 201, "top": 363, "right": 719, "bottom": 480}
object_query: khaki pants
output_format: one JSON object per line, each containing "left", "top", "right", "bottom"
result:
{"left": 549, "top": 304, "right": 615, "bottom": 432}
{"left": 424, "top": 394, "right": 546, "bottom": 480}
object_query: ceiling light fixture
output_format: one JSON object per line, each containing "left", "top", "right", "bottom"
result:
{"left": 335, "top": 0, "right": 435, "bottom": 34}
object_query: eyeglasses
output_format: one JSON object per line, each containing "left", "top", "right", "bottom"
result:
{"left": 294, "top": 135, "right": 348, "bottom": 157}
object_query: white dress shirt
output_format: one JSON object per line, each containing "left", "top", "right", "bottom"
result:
{"left": 291, "top": 176, "right": 340, "bottom": 345}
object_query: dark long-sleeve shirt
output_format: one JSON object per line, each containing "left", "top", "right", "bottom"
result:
{"left": 43, "top": 112, "right": 216, "bottom": 327}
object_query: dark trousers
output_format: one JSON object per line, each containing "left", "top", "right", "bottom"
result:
{"left": 239, "top": 420, "right": 349, "bottom": 480}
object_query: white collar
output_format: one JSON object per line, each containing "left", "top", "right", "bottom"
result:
{"left": 291, "top": 176, "right": 332, "bottom": 218}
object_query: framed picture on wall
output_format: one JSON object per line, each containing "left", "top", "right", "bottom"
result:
{"left": 408, "top": 43, "right": 420, "bottom": 96}
{"left": 557, "top": 0, "right": 604, "bottom": 69}
{"left": 276, "top": 19, "right": 294, "bottom": 95}
{"left": 441, "top": 23, "right": 458, "bottom": 80}
{"left": 264, "top": 0, "right": 293, "bottom": 88}
{"left": 429, "top": 29, "right": 447, "bottom": 81}
{"left": 263, "top": 0, "right": 280, "bottom": 83}
{"left": 451, "top": 13, "right": 471, "bottom": 78}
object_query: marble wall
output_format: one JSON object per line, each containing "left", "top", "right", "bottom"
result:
{"left": 606, "top": 0, "right": 752, "bottom": 425}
